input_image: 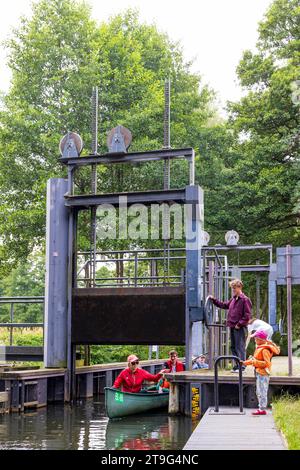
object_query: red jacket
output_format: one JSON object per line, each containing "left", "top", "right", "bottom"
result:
{"left": 164, "top": 359, "right": 185, "bottom": 372}
{"left": 113, "top": 368, "right": 162, "bottom": 393}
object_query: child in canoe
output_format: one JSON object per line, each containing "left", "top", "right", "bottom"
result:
{"left": 241, "top": 330, "right": 280, "bottom": 415}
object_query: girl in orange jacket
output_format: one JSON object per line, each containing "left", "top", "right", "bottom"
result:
{"left": 242, "top": 329, "right": 280, "bottom": 415}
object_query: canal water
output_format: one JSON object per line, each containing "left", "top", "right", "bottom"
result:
{"left": 0, "top": 397, "right": 196, "bottom": 450}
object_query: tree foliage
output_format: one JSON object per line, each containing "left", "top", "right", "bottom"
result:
{"left": 223, "top": 0, "right": 300, "bottom": 246}
{"left": 0, "top": 250, "right": 44, "bottom": 323}
{"left": 1, "top": 0, "right": 300, "bottom": 337}
{"left": 0, "top": 0, "right": 214, "bottom": 276}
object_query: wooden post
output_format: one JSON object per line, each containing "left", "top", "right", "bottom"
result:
{"left": 169, "top": 383, "right": 180, "bottom": 414}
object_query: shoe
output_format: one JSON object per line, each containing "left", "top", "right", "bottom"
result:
{"left": 252, "top": 409, "right": 267, "bottom": 416}
{"left": 230, "top": 368, "right": 239, "bottom": 373}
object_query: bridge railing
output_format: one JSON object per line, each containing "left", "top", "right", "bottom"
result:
{"left": 0, "top": 297, "right": 44, "bottom": 347}
{"left": 76, "top": 248, "right": 186, "bottom": 288}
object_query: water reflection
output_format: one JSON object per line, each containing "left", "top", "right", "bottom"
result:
{"left": 106, "top": 414, "right": 193, "bottom": 450}
{"left": 0, "top": 397, "right": 194, "bottom": 450}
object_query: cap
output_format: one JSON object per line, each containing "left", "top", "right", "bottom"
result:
{"left": 192, "top": 354, "right": 206, "bottom": 362}
{"left": 251, "top": 330, "right": 268, "bottom": 340}
{"left": 127, "top": 354, "right": 139, "bottom": 363}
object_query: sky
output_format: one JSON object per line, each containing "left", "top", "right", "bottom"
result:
{"left": 0, "top": 0, "right": 273, "bottom": 113}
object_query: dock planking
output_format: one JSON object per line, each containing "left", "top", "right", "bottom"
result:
{"left": 166, "top": 356, "right": 300, "bottom": 387}
{"left": 183, "top": 407, "right": 286, "bottom": 450}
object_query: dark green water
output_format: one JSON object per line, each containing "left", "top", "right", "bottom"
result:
{"left": 0, "top": 397, "right": 195, "bottom": 450}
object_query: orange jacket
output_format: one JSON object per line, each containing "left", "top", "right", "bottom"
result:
{"left": 243, "top": 340, "right": 280, "bottom": 376}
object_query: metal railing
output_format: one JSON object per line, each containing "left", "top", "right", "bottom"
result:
{"left": 76, "top": 248, "right": 186, "bottom": 288}
{"left": 213, "top": 355, "right": 244, "bottom": 414}
{"left": 0, "top": 297, "right": 44, "bottom": 346}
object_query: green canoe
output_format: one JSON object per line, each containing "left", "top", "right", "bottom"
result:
{"left": 105, "top": 387, "right": 169, "bottom": 419}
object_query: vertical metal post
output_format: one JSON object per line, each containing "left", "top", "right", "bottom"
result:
{"left": 73, "top": 210, "right": 78, "bottom": 288}
{"left": 163, "top": 77, "right": 171, "bottom": 185}
{"left": 225, "top": 262, "right": 230, "bottom": 363}
{"left": 91, "top": 86, "right": 98, "bottom": 288}
{"left": 163, "top": 78, "right": 171, "bottom": 151}
{"left": 67, "top": 208, "right": 75, "bottom": 401}
{"left": 92, "top": 86, "right": 98, "bottom": 156}
{"left": 67, "top": 166, "right": 75, "bottom": 196}
{"left": 71, "top": 343, "right": 76, "bottom": 402}
{"left": 10, "top": 303, "right": 14, "bottom": 346}
{"left": 202, "top": 249, "right": 207, "bottom": 355}
{"left": 66, "top": 173, "right": 78, "bottom": 396}
{"left": 151, "top": 259, "right": 157, "bottom": 286}
{"left": 189, "top": 151, "right": 195, "bottom": 185}
{"left": 208, "top": 261, "right": 214, "bottom": 370}
{"left": 268, "top": 263, "right": 277, "bottom": 330}
{"left": 90, "top": 207, "right": 97, "bottom": 287}
{"left": 286, "top": 245, "right": 293, "bottom": 376}
{"left": 256, "top": 260, "right": 260, "bottom": 318}
{"left": 134, "top": 253, "right": 138, "bottom": 287}
{"left": 44, "top": 179, "right": 69, "bottom": 368}
{"left": 214, "top": 264, "right": 221, "bottom": 359}
{"left": 185, "top": 186, "right": 204, "bottom": 370}
{"left": 214, "top": 355, "right": 243, "bottom": 413}
{"left": 163, "top": 79, "right": 171, "bottom": 285}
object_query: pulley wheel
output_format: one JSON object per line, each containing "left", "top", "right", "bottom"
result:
{"left": 204, "top": 296, "right": 214, "bottom": 327}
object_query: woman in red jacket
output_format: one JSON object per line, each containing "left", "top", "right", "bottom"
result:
{"left": 113, "top": 355, "right": 165, "bottom": 393}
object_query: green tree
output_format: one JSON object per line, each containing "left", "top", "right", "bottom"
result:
{"left": 0, "top": 250, "right": 45, "bottom": 323}
{"left": 0, "top": 0, "right": 99, "bottom": 275}
{"left": 224, "top": 0, "right": 300, "bottom": 246}
{"left": 0, "top": 0, "right": 215, "bottom": 277}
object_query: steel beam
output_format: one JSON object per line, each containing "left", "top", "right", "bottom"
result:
{"left": 230, "top": 265, "right": 270, "bottom": 272}
{"left": 202, "top": 244, "right": 273, "bottom": 252}
{"left": 4, "top": 347, "right": 43, "bottom": 362}
{"left": 59, "top": 147, "right": 194, "bottom": 167}
{"left": 65, "top": 188, "right": 186, "bottom": 208}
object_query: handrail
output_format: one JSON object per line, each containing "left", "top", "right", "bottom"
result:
{"left": 214, "top": 355, "right": 243, "bottom": 413}
{"left": 76, "top": 250, "right": 186, "bottom": 287}
{"left": 77, "top": 247, "right": 186, "bottom": 255}
{"left": 0, "top": 296, "right": 44, "bottom": 346}
{"left": 0, "top": 297, "right": 44, "bottom": 303}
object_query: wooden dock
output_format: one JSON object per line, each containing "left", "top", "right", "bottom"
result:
{"left": 166, "top": 356, "right": 300, "bottom": 386}
{"left": 166, "top": 356, "right": 300, "bottom": 418}
{"left": 184, "top": 407, "right": 286, "bottom": 450}
{"left": 0, "top": 359, "right": 166, "bottom": 413}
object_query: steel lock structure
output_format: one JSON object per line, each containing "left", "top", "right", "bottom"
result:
{"left": 41, "top": 85, "right": 297, "bottom": 401}
{"left": 43, "top": 84, "right": 205, "bottom": 399}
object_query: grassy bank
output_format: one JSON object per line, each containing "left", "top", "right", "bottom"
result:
{"left": 273, "top": 395, "right": 300, "bottom": 450}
